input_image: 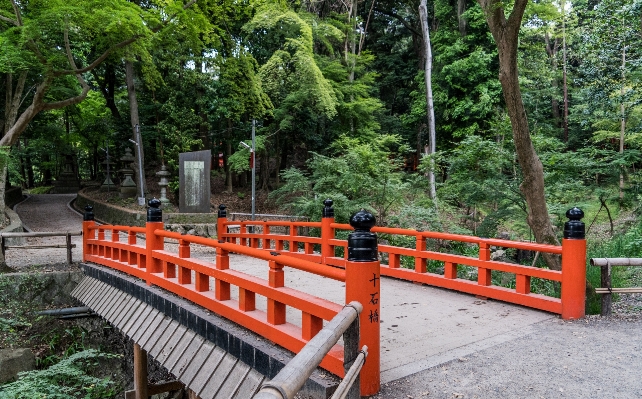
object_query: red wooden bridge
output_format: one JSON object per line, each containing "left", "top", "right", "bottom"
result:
{"left": 80, "top": 199, "right": 587, "bottom": 397}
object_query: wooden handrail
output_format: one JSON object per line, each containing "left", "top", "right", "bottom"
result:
{"left": 590, "top": 257, "right": 642, "bottom": 316}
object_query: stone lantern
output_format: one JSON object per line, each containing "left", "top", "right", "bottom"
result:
{"left": 156, "top": 164, "right": 171, "bottom": 204}
{"left": 118, "top": 147, "right": 138, "bottom": 198}
{"left": 100, "top": 156, "right": 116, "bottom": 192}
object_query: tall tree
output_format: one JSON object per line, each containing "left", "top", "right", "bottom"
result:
{"left": 478, "top": 0, "right": 561, "bottom": 270}
{"left": 419, "top": 0, "right": 436, "bottom": 199}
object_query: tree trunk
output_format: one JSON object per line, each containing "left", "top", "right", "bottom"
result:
{"left": 345, "top": 0, "right": 357, "bottom": 134}
{"left": 478, "top": 0, "right": 561, "bottom": 270}
{"left": 419, "top": 0, "right": 437, "bottom": 200}
{"left": 195, "top": 59, "right": 210, "bottom": 151}
{"left": 25, "top": 152, "right": 35, "bottom": 188}
{"left": 225, "top": 119, "right": 233, "bottom": 193}
{"left": 457, "top": 0, "right": 467, "bottom": 36}
{"left": 562, "top": 2, "right": 569, "bottom": 143}
{"left": 4, "top": 72, "right": 28, "bottom": 136}
{"left": 619, "top": 46, "right": 626, "bottom": 199}
{"left": 125, "top": 60, "right": 146, "bottom": 195}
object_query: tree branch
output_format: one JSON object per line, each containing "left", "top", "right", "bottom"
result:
{"left": 373, "top": 8, "right": 422, "bottom": 37}
{"left": 54, "top": 0, "right": 199, "bottom": 76}
{"left": 358, "top": 0, "right": 376, "bottom": 55}
{"left": 41, "top": 86, "right": 90, "bottom": 111}
{"left": 63, "top": 24, "right": 89, "bottom": 92}
{"left": 151, "top": 0, "right": 198, "bottom": 33}
{"left": 477, "top": 0, "right": 506, "bottom": 40}
{"left": 0, "top": 14, "right": 18, "bottom": 26}
{"left": 53, "top": 36, "right": 138, "bottom": 76}
{"left": 506, "top": 0, "right": 528, "bottom": 38}
{"left": 11, "top": 0, "right": 22, "bottom": 26}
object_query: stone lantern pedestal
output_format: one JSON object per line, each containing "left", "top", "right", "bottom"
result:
{"left": 156, "top": 165, "right": 171, "bottom": 204}
{"left": 100, "top": 157, "right": 116, "bottom": 192}
{"left": 118, "top": 147, "right": 137, "bottom": 198}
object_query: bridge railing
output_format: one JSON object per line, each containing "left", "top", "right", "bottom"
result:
{"left": 81, "top": 203, "right": 350, "bottom": 378}
{"left": 218, "top": 200, "right": 587, "bottom": 320}
{"left": 254, "top": 301, "right": 365, "bottom": 399}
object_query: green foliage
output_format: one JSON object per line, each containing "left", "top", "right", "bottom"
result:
{"left": 270, "top": 135, "right": 411, "bottom": 224}
{"left": 246, "top": 5, "right": 338, "bottom": 130}
{"left": 227, "top": 135, "right": 267, "bottom": 173}
{"left": 157, "top": 95, "right": 203, "bottom": 176}
{"left": 0, "top": 350, "right": 119, "bottom": 399}
{"left": 26, "top": 186, "right": 53, "bottom": 194}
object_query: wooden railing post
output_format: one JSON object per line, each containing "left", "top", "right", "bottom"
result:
{"left": 321, "top": 199, "right": 335, "bottom": 264}
{"left": 344, "top": 209, "right": 380, "bottom": 397}
{"left": 217, "top": 204, "right": 227, "bottom": 242}
{"left": 82, "top": 205, "right": 95, "bottom": 262}
{"left": 561, "top": 207, "right": 586, "bottom": 320}
{"left": 146, "top": 199, "right": 165, "bottom": 285}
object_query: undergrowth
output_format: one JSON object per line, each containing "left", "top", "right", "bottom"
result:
{"left": 0, "top": 349, "right": 120, "bottom": 399}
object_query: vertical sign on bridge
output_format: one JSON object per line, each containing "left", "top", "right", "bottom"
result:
{"left": 345, "top": 208, "right": 380, "bottom": 396}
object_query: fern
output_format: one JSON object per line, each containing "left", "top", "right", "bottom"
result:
{"left": 0, "top": 350, "right": 120, "bottom": 399}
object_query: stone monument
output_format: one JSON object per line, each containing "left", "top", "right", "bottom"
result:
{"left": 178, "top": 150, "right": 211, "bottom": 213}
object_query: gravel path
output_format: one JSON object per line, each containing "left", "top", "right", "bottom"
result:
{"left": 373, "top": 315, "right": 642, "bottom": 399}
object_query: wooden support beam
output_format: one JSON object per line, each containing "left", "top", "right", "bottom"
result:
{"left": 134, "top": 343, "right": 148, "bottom": 399}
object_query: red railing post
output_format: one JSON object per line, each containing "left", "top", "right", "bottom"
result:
{"left": 215, "top": 246, "right": 230, "bottom": 300}
{"left": 178, "top": 239, "right": 190, "bottom": 284}
{"left": 321, "top": 199, "right": 335, "bottom": 264}
{"left": 145, "top": 199, "right": 164, "bottom": 285}
{"left": 111, "top": 228, "right": 120, "bottom": 260}
{"left": 217, "top": 204, "right": 227, "bottom": 242}
{"left": 478, "top": 242, "right": 492, "bottom": 286}
{"left": 561, "top": 207, "right": 586, "bottom": 320}
{"left": 344, "top": 209, "right": 380, "bottom": 396}
{"left": 82, "top": 205, "right": 95, "bottom": 261}
{"left": 127, "top": 230, "right": 137, "bottom": 265}
{"left": 268, "top": 260, "right": 286, "bottom": 325}
{"left": 415, "top": 235, "right": 427, "bottom": 273}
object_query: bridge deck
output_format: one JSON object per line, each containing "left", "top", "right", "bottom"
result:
{"left": 195, "top": 252, "right": 554, "bottom": 383}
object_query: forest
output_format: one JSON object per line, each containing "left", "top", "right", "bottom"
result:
{"left": 1, "top": 0, "right": 641, "bottom": 267}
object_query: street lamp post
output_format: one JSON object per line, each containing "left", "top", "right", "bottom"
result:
{"left": 239, "top": 119, "right": 256, "bottom": 227}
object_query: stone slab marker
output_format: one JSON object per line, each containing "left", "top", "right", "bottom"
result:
{"left": 179, "top": 150, "right": 211, "bottom": 213}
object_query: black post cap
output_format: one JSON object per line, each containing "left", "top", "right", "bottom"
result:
{"left": 322, "top": 199, "right": 334, "bottom": 218}
{"left": 347, "top": 209, "right": 378, "bottom": 262}
{"left": 83, "top": 205, "right": 94, "bottom": 221}
{"left": 563, "top": 207, "right": 585, "bottom": 239}
{"left": 147, "top": 198, "right": 162, "bottom": 222}
{"left": 218, "top": 204, "right": 227, "bottom": 218}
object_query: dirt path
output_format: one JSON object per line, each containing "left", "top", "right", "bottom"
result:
{"left": 10, "top": 194, "right": 83, "bottom": 270}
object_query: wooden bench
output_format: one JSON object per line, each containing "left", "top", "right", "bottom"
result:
{"left": 590, "top": 257, "right": 642, "bottom": 316}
